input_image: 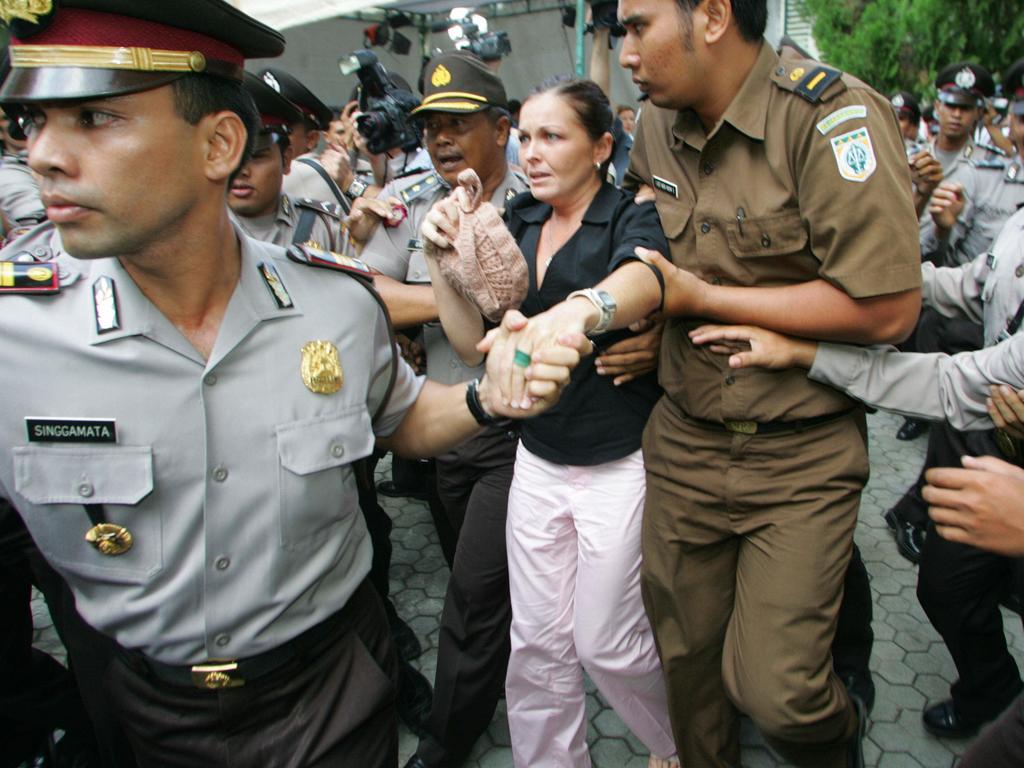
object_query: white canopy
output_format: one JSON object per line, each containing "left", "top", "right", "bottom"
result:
{"left": 237, "top": 0, "right": 467, "bottom": 30}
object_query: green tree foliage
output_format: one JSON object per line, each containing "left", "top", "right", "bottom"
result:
{"left": 799, "top": 0, "right": 1024, "bottom": 97}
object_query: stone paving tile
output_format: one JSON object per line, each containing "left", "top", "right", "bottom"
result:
{"left": 31, "top": 411, "right": 1024, "bottom": 767}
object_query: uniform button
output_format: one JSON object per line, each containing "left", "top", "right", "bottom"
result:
{"left": 703, "top": 162, "right": 714, "bottom": 176}
{"left": 32, "top": 247, "right": 48, "bottom": 259}
{"left": 1016, "top": 265, "right": 1024, "bottom": 278}
{"left": 776, "top": 66, "right": 786, "bottom": 76}
{"left": 761, "top": 234, "right": 772, "bottom": 248}
{"left": 204, "top": 373, "right": 218, "bottom": 386}
{"left": 215, "top": 634, "right": 230, "bottom": 647}
{"left": 725, "top": 376, "right": 736, "bottom": 386}
{"left": 212, "top": 466, "right": 229, "bottom": 483}
{"left": 215, "top": 556, "right": 230, "bottom": 571}
{"left": 700, "top": 221, "right": 712, "bottom": 234}
{"left": 77, "top": 482, "right": 94, "bottom": 498}
{"left": 330, "top": 443, "right": 345, "bottom": 459}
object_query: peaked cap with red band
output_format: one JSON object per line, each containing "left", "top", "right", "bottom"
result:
{"left": 0, "top": 0, "right": 284, "bottom": 103}
{"left": 243, "top": 72, "right": 301, "bottom": 131}
{"left": 1004, "top": 58, "right": 1024, "bottom": 117}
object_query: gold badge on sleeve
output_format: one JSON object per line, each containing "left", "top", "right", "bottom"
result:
{"left": 85, "top": 523, "right": 134, "bottom": 556}
{"left": 301, "top": 340, "right": 343, "bottom": 394}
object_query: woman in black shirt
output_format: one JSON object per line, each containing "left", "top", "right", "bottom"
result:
{"left": 423, "top": 76, "right": 677, "bottom": 767}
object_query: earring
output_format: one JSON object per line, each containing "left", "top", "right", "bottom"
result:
{"left": 594, "top": 162, "right": 601, "bottom": 170}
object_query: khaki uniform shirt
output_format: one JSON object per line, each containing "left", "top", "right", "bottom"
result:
{"left": 232, "top": 194, "right": 344, "bottom": 252}
{"left": 811, "top": 206, "right": 1024, "bottom": 430}
{"left": 282, "top": 155, "right": 343, "bottom": 206}
{"left": 0, "top": 151, "right": 44, "bottom": 225}
{"left": 0, "top": 226, "right": 424, "bottom": 664}
{"left": 362, "top": 167, "right": 528, "bottom": 385}
{"left": 627, "top": 41, "right": 921, "bottom": 422}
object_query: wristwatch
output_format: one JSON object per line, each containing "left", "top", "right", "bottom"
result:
{"left": 566, "top": 288, "right": 617, "bottom": 335}
{"left": 345, "top": 177, "right": 368, "bottom": 201}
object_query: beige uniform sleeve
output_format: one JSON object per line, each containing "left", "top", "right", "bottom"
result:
{"left": 809, "top": 336, "right": 1024, "bottom": 430}
{"left": 921, "top": 252, "right": 988, "bottom": 325}
{"left": 793, "top": 87, "right": 921, "bottom": 298}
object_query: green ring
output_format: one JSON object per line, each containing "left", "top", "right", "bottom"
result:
{"left": 513, "top": 349, "right": 532, "bottom": 368}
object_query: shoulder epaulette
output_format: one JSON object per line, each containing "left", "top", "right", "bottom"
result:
{"left": 294, "top": 197, "right": 344, "bottom": 219}
{"left": 286, "top": 244, "right": 374, "bottom": 285}
{"left": 0, "top": 260, "right": 60, "bottom": 295}
{"left": 977, "top": 143, "right": 1008, "bottom": 158}
{"left": 971, "top": 158, "right": 1008, "bottom": 171}
{"left": 772, "top": 60, "right": 846, "bottom": 104}
{"left": 395, "top": 171, "right": 443, "bottom": 205}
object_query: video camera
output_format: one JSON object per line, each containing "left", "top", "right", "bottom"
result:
{"left": 339, "top": 50, "right": 422, "bottom": 155}
{"left": 432, "top": 17, "right": 511, "bottom": 62}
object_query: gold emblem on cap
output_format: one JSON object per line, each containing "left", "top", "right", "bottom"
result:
{"left": 85, "top": 523, "right": 134, "bottom": 556}
{"left": 188, "top": 51, "right": 207, "bottom": 73}
{"left": 301, "top": 340, "right": 343, "bottom": 394}
{"left": 0, "top": 0, "right": 52, "bottom": 25}
{"left": 789, "top": 67, "right": 805, "bottom": 82}
{"left": 431, "top": 64, "right": 453, "bottom": 88}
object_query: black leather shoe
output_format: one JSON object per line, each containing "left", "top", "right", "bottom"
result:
{"left": 884, "top": 509, "right": 925, "bottom": 564}
{"left": 841, "top": 670, "right": 876, "bottom": 716}
{"left": 847, "top": 691, "right": 867, "bottom": 768}
{"left": 402, "top": 757, "right": 430, "bottom": 768}
{"left": 922, "top": 698, "right": 984, "bottom": 739}
{"left": 397, "top": 660, "right": 434, "bottom": 739}
{"left": 376, "top": 479, "right": 430, "bottom": 501}
{"left": 896, "top": 417, "right": 928, "bottom": 441}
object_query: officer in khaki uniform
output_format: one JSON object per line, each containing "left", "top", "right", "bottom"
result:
{"left": 358, "top": 51, "right": 529, "bottom": 768}
{"left": 229, "top": 73, "right": 345, "bottom": 251}
{"left": 0, "top": 3, "right": 580, "bottom": 766}
{"left": 617, "top": 1, "right": 921, "bottom": 765}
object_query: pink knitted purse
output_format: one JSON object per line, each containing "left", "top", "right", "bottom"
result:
{"left": 432, "top": 169, "right": 528, "bottom": 322}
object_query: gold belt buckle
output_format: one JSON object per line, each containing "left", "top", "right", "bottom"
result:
{"left": 723, "top": 419, "right": 758, "bottom": 435}
{"left": 190, "top": 660, "right": 244, "bottom": 689}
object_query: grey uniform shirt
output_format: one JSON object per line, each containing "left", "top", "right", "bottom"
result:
{"left": 0, "top": 226, "right": 424, "bottom": 664}
{"left": 231, "top": 194, "right": 344, "bottom": 251}
{"left": 920, "top": 143, "right": 1024, "bottom": 266}
{"left": 811, "top": 206, "right": 1024, "bottom": 429}
{"left": 0, "top": 151, "right": 43, "bottom": 225}
{"left": 361, "top": 167, "right": 528, "bottom": 385}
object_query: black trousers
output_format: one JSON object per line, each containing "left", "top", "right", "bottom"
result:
{"left": 894, "top": 308, "right": 985, "bottom": 527}
{"left": 833, "top": 544, "right": 873, "bottom": 684}
{"left": 108, "top": 579, "right": 398, "bottom": 768}
{"left": 0, "top": 502, "right": 94, "bottom": 768}
{"left": 915, "top": 423, "right": 1024, "bottom": 722}
{"left": 417, "top": 427, "right": 518, "bottom": 768}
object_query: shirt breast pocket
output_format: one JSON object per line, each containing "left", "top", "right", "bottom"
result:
{"left": 724, "top": 210, "right": 816, "bottom": 282}
{"left": 276, "top": 406, "right": 375, "bottom": 550}
{"left": 654, "top": 195, "right": 693, "bottom": 241}
{"left": 12, "top": 445, "right": 159, "bottom": 582}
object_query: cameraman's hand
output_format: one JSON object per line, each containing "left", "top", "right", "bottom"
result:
{"left": 320, "top": 143, "right": 355, "bottom": 189}
{"left": 928, "top": 181, "right": 966, "bottom": 235}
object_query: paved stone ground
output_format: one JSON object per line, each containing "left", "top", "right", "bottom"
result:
{"left": 32, "top": 411, "right": 1024, "bottom": 767}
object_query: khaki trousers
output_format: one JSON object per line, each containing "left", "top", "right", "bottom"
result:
{"left": 641, "top": 396, "right": 867, "bottom": 768}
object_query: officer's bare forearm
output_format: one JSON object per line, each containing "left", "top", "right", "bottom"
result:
{"left": 697, "top": 280, "right": 921, "bottom": 344}
{"left": 381, "top": 379, "right": 484, "bottom": 458}
{"left": 372, "top": 276, "right": 440, "bottom": 329}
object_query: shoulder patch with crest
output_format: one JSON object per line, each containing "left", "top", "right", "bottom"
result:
{"left": 0, "top": 260, "right": 60, "bottom": 294}
{"left": 830, "top": 127, "right": 877, "bottom": 183}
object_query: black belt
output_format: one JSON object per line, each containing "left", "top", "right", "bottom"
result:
{"left": 684, "top": 408, "right": 856, "bottom": 436}
{"left": 119, "top": 585, "right": 362, "bottom": 691}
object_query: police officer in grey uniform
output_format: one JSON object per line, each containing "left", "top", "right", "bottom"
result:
{"left": 697, "top": 205, "right": 1024, "bottom": 740}
{"left": 357, "top": 50, "right": 529, "bottom": 768}
{"left": 230, "top": 73, "right": 345, "bottom": 251}
{"left": 0, "top": 3, "right": 582, "bottom": 766}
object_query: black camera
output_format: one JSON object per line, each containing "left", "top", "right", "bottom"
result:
{"left": 339, "top": 50, "right": 421, "bottom": 155}
{"left": 432, "top": 17, "right": 512, "bottom": 62}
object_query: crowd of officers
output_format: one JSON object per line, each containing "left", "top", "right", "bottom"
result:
{"left": 1, "top": 1, "right": 1024, "bottom": 767}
